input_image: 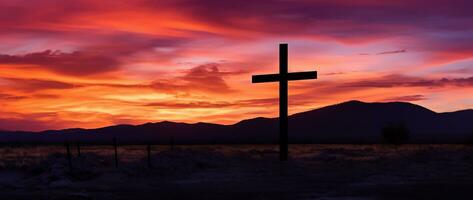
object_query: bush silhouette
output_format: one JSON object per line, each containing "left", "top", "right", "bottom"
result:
{"left": 382, "top": 122, "right": 410, "bottom": 144}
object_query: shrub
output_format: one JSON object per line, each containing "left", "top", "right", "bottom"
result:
{"left": 381, "top": 122, "right": 410, "bottom": 144}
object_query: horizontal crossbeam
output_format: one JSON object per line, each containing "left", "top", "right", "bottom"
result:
{"left": 252, "top": 71, "right": 317, "bottom": 83}
{"left": 252, "top": 74, "right": 280, "bottom": 83}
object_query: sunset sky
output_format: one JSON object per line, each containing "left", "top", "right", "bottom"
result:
{"left": 0, "top": 0, "right": 472, "bottom": 131}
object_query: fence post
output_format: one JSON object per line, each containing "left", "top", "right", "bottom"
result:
{"left": 113, "top": 138, "right": 119, "bottom": 168}
{"left": 147, "top": 144, "right": 152, "bottom": 168}
{"left": 65, "top": 141, "right": 73, "bottom": 171}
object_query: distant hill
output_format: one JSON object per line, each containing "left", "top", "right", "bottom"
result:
{"left": 1, "top": 100, "right": 473, "bottom": 144}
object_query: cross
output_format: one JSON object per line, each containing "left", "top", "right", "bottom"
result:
{"left": 252, "top": 43, "right": 317, "bottom": 161}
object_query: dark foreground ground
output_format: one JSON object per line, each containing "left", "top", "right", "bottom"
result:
{"left": 0, "top": 144, "right": 473, "bottom": 200}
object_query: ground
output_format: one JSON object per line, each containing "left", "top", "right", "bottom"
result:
{"left": 0, "top": 144, "right": 473, "bottom": 200}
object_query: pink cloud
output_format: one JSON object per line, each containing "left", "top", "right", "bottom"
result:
{"left": 0, "top": 50, "right": 119, "bottom": 75}
{"left": 0, "top": 77, "right": 77, "bottom": 91}
{"left": 343, "top": 75, "right": 473, "bottom": 88}
{"left": 382, "top": 95, "right": 427, "bottom": 102}
{"left": 151, "top": 63, "right": 247, "bottom": 94}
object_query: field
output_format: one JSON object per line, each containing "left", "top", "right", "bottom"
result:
{"left": 0, "top": 144, "right": 473, "bottom": 200}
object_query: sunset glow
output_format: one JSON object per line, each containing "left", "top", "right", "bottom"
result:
{"left": 1, "top": 0, "right": 472, "bottom": 131}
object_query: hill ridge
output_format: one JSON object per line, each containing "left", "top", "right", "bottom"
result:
{"left": 1, "top": 100, "right": 472, "bottom": 144}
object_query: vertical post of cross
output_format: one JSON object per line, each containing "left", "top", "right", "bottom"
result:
{"left": 251, "top": 43, "right": 317, "bottom": 161}
{"left": 279, "top": 44, "right": 289, "bottom": 161}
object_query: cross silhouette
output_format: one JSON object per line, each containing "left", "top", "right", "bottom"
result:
{"left": 252, "top": 43, "right": 317, "bottom": 161}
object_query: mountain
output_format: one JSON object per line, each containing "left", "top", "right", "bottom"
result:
{"left": 1, "top": 100, "right": 473, "bottom": 144}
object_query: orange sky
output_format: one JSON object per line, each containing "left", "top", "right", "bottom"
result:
{"left": 0, "top": 0, "right": 472, "bottom": 131}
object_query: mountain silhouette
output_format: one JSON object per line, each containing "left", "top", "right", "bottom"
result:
{"left": 1, "top": 100, "right": 472, "bottom": 144}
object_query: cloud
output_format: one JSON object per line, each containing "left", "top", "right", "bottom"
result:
{"left": 0, "top": 93, "right": 26, "bottom": 100}
{"left": 144, "top": 98, "right": 279, "bottom": 109}
{"left": 0, "top": 93, "right": 59, "bottom": 102}
{"left": 5, "top": 0, "right": 472, "bottom": 43}
{"left": 78, "top": 63, "right": 247, "bottom": 95}
{"left": 0, "top": 117, "right": 53, "bottom": 132}
{"left": 138, "top": 0, "right": 473, "bottom": 43}
{"left": 236, "top": 98, "right": 279, "bottom": 107}
{"left": 287, "top": 74, "right": 473, "bottom": 107}
{"left": 442, "top": 67, "right": 473, "bottom": 75}
{"left": 180, "top": 64, "right": 245, "bottom": 91}
{"left": 321, "top": 72, "right": 346, "bottom": 76}
{"left": 382, "top": 95, "right": 427, "bottom": 102}
{"left": 359, "top": 49, "right": 407, "bottom": 56}
{"left": 0, "top": 50, "right": 119, "bottom": 75}
{"left": 343, "top": 74, "right": 473, "bottom": 88}
{"left": 145, "top": 101, "right": 233, "bottom": 109}
{"left": 151, "top": 63, "right": 246, "bottom": 94}
{"left": 32, "top": 94, "right": 60, "bottom": 99}
{"left": 376, "top": 49, "right": 407, "bottom": 55}
{"left": 0, "top": 77, "right": 78, "bottom": 91}
{"left": 0, "top": 110, "right": 153, "bottom": 131}
{"left": 0, "top": 26, "right": 191, "bottom": 77}
{"left": 0, "top": 111, "right": 61, "bottom": 131}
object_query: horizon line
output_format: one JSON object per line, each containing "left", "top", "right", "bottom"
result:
{"left": 3, "top": 100, "right": 472, "bottom": 133}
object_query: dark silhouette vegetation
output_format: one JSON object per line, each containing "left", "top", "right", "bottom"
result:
{"left": 382, "top": 122, "right": 410, "bottom": 144}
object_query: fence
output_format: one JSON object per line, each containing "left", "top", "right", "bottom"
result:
{"left": 63, "top": 138, "right": 177, "bottom": 170}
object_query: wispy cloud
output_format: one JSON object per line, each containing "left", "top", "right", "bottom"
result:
{"left": 0, "top": 50, "right": 119, "bottom": 75}
{"left": 343, "top": 75, "right": 473, "bottom": 88}
{"left": 0, "top": 77, "right": 78, "bottom": 91}
{"left": 376, "top": 49, "right": 407, "bottom": 55}
{"left": 382, "top": 95, "right": 427, "bottom": 102}
{"left": 359, "top": 49, "right": 407, "bottom": 56}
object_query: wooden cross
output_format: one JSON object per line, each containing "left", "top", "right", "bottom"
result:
{"left": 252, "top": 43, "right": 317, "bottom": 161}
